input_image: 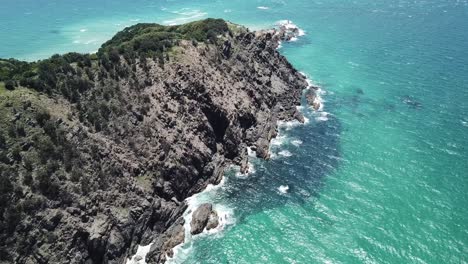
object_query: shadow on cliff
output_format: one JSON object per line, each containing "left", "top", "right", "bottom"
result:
{"left": 207, "top": 103, "right": 343, "bottom": 223}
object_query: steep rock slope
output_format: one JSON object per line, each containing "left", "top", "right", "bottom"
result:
{"left": 0, "top": 19, "right": 308, "bottom": 263}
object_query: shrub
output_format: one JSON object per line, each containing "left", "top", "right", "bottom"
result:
{"left": 35, "top": 109, "right": 51, "bottom": 126}
{"left": 10, "top": 144, "right": 22, "bottom": 161}
{"left": 5, "top": 80, "right": 15, "bottom": 90}
{"left": 109, "top": 49, "right": 120, "bottom": 63}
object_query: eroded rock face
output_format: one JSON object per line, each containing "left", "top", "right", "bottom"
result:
{"left": 206, "top": 210, "right": 219, "bottom": 231}
{"left": 190, "top": 203, "right": 217, "bottom": 235}
{"left": 0, "top": 19, "right": 309, "bottom": 264}
{"left": 305, "top": 88, "right": 321, "bottom": 110}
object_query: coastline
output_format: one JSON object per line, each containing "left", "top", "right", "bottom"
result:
{"left": 123, "top": 19, "right": 316, "bottom": 263}
{"left": 0, "top": 18, "right": 318, "bottom": 264}
{"left": 148, "top": 24, "right": 324, "bottom": 263}
{"left": 164, "top": 70, "right": 323, "bottom": 264}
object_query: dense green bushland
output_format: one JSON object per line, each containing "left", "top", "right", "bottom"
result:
{"left": 0, "top": 18, "right": 229, "bottom": 96}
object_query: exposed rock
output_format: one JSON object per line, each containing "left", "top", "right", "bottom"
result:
{"left": 206, "top": 210, "right": 219, "bottom": 231}
{"left": 305, "top": 88, "right": 316, "bottom": 106}
{"left": 0, "top": 18, "right": 311, "bottom": 264}
{"left": 305, "top": 88, "right": 321, "bottom": 110}
{"left": 191, "top": 203, "right": 216, "bottom": 235}
{"left": 239, "top": 147, "right": 250, "bottom": 174}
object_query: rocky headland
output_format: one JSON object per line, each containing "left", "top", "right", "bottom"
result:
{"left": 0, "top": 18, "right": 313, "bottom": 263}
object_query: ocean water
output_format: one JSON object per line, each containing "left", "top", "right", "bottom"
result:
{"left": 2, "top": 0, "right": 468, "bottom": 263}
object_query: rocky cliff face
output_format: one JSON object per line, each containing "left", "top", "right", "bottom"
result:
{"left": 0, "top": 19, "right": 308, "bottom": 263}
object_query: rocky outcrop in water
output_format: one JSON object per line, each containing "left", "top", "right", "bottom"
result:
{"left": 0, "top": 18, "right": 309, "bottom": 264}
{"left": 305, "top": 88, "right": 322, "bottom": 110}
{"left": 190, "top": 203, "right": 218, "bottom": 235}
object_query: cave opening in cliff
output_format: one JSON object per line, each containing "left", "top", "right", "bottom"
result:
{"left": 202, "top": 107, "right": 230, "bottom": 142}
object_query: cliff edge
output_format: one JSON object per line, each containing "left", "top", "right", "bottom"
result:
{"left": 0, "top": 19, "right": 308, "bottom": 263}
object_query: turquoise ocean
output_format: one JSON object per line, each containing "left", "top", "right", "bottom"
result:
{"left": 2, "top": 0, "right": 467, "bottom": 263}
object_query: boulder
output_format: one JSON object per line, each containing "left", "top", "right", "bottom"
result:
{"left": 190, "top": 203, "right": 219, "bottom": 235}
{"left": 206, "top": 210, "right": 219, "bottom": 231}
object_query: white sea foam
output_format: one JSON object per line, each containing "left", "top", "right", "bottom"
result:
{"left": 300, "top": 73, "right": 326, "bottom": 112}
{"left": 271, "top": 134, "right": 287, "bottom": 146}
{"left": 275, "top": 20, "right": 306, "bottom": 44}
{"left": 166, "top": 175, "right": 235, "bottom": 264}
{"left": 315, "top": 111, "right": 329, "bottom": 122}
{"left": 126, "top": 243, "right": 153, "bottom": 264}
{"left": 278, "top": 150, "right": 293, "bottom": 157}
{"left": 278, "top": 185, "right": 289, "bottom": 194}
{"left": 247, "top": 146, "right": 257, "bottom": 158}
{"left": 291, "top": 139, "right": 303, "bottom": 146}
{"left": 235, "top": 162, "right": 256, "bottom": 178}
{"left": 313, "top": 92, "right": 325, "bottom": 111}
{"left": 257, "top": 6, "right": 270, "bottom": 10}
{"left": 277, "top": 115, "right": 305, "bottom": 131}
{"left": 130, "top": 174, "right": 232, "bottom": 264}
{"left": 79, "top": 28, "right": 87, "bottom": 32}
{"left": 276, "top": 20, "right": 306, "bottom": 36}
{"left": 277, "top": 40, "right": 283, "bottom": 49}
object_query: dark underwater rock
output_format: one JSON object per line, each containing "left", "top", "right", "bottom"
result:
{"left": 401, "top": 95, "right": 423, "bottom": 109}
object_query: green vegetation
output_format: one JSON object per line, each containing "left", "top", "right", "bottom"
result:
{"left": 0, "top": 53, "right": 94, "bottom": 96}
{"left": 0, "top": 19, "right": 230, "bottom": 101}
{"left": 98, "top": 18, "right": 229, "bottom": 59}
